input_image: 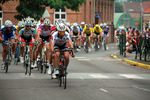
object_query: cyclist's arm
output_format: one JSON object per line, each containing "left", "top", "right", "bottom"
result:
{"left": 78, "top": 31, "right": 80, "bottom": 37}
{"left": 0, "top": 32, "right": 3, "bottom": 41}
{"left": 68, "top": 40, "right": 74, "bottom": 49}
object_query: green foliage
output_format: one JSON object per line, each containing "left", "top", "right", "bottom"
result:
{"left": 115, "top": 2, "right": 124, "bottom": 13}
{"left": 0, "top": 0, "right": 86, "bottom": 20}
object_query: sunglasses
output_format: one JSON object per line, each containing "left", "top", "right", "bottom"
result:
{"left": 59, "top": 31, "right": 65, "bottom": 34}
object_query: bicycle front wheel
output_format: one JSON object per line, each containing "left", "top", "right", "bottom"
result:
{"left": 63, "top": 60, "right": 67, "bottom": 89}
{"left": 28, "top": 52, "right": 31, "bottom": 76}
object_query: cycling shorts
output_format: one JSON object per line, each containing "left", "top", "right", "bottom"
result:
{"left": 20, "top": 37, "right": 33, "bottom": 46}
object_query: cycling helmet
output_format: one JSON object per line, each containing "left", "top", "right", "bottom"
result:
{"left": 73, "top": 23, "right": 78, "bottom": 27}
{"left": 103, "top": 23, "right": 107, "bottom": 26}
{"left": 18, "top": 21, "right": 22, "bottom": 27}
{"left": 95, "top": 24, "right": 99, "bottom": 27}
{"left": 81, "top": 22, "right": 85, "bottom": 25}
{"left": 32, "top": 21, "right": 37, "bottom": 26}
{"left": 43, "top": 19, "right": 51, "bottom": 26}
{"left": 25, "top": 20, "right": 32, "bottom": 26}
{"left": 56, "top": 19, "right": 65, "bottom": 26}
{"left": 56, "top": 23, "right": 67, "bottom": 31}
{"left": 5, "top": 20, "right": 13, "bottom": 27}
{"left": 86, "top": 24, "right": 90, "bottom": 27}
{"left": 120, "top": 26, "right": 125, "bottom": 30}
{"left": 100, "top": 23, "right": 103, "bottom": 27}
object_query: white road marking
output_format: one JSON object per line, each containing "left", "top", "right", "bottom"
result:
{"left": 78, "top": 59, "right": 91, "bottom": 61}
{"left": 75, "top": 57, "right": 86, "bottom": 59}
{"left": 90, "top": 74, "right": 109, "bottom": 79}
{"left": 80, "top": 77, "right": 84, "bottom": 80}
{"left": 119, "top": 74, "right": 144, "bottom": 79}
{"left": 100, "top": 88, "right": 108, "bottom": 93}
{"left": 133, "top": 85, "right": 150, "bottom": 92}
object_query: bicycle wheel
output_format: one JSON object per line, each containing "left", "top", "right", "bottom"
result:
{"left": 95, "top": 39, "right": 98, "bottom": 51}
{"left": 43, "top": 52, "right": 47, "bottom": 74}
{"left": 58, "top": 64, "right": 63, "bottom": 87}
{"left": 99, "top": 39, "right": 102, "bottom": 49}
{"left": 24, "top": 53, "right": 28, "bottom": 75}
{"left": 28, "top": 52, "right": 31, "bottom": 76}
{"left": 14, "top": 46, "right": 20, "bottom": 65}
{"left": 5, "top": 51, "right": 10, "bottom": 73}
{"left": 85, "top": 40, "right": 89, "bottom": 53}
{"left": 63, "top": 60, "right": 67, "bottom": 89}
{"left": 104, "top": 40, "right": 106, "bottom": 50}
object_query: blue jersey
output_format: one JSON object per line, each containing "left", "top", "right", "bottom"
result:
{"left": 80, "top": 27, "right": 83, "bottom": 35}
{"left": 102, "top": 26, "right": 109, "bottom": 35}
{"left": 0, "top": 26, "right": 17, "bottom": 35}
{"left": 0, "top": 26, "right": 17, "bottom": 41}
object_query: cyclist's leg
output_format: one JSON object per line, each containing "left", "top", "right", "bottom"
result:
{"left": 98, "top": 35, "right": 100, "bottom": 45}
{"left": 10, "top": 35, "right": 16, "bottom": 54}
{"left": 29, "top": 40, "right": 34, "bottom": 62}
{"left": 54, "top": 49, "right": 60, "bottom": 69}
{"left": 64, "top": 50, "right": 70, "bottom": 67}
{"left": 88, "top": 36, "right": 91, "bottom": 48}
{"left": 2, "top": 45, "right": 7, "bottom": 62}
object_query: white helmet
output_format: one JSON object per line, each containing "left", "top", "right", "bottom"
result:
{"left": 81, "top": 22, "right": 85, "bottom": 25}
{"left": 119, "top": 26, "right": 125, "bottom": 30}
{"left": 43, "top": 19, "right": 51, "bottom": 26}
{"left": 100, "top": 23, "right": 103, "bottom": 27}
{"left": 32, "top": 21, "right": 37, "bottom": 26}
{"left": 103, "top": 23, "right": 107, "bottom": 26}
{"left": 73, "top": 23, "right": 78, "bottom": 27}
{"left": 5, "top": 20, "right": 13, "bottom": 27}
{"left": 18, "top": 21, "right": 22, "bottom": 27}
{"left": 56, "top": 23, "right": 67, "bottom": 31}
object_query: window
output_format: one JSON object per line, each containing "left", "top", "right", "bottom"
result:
{"left": 55, "top": 14, "right": 60, "bottom": 19}
{"left": 61, "top": 14, "right": 65, "bottom": 19}
{"left": 0, "top": 12, "right": 2, "bottom": 18}
{"left": 54, "top": 8, "right": 66, "bottom": 24}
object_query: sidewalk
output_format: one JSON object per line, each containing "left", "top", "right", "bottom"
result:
{"left": 110, "top": 52, "right": 150, "bottom": 69}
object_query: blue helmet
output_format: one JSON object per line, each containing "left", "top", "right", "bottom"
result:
{"left": 25, "top": 20, "right": 32, "bottom": 26}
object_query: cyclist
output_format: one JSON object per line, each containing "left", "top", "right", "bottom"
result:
{"left": 71, "top": 23, "right": 80, "bottom": 49}
{"left": 92, "top": 24, "right": 103, "bottom": 48}
{"left": 102, "top": 23, "right": 109, "bottom": 49}
{"left": 18, "top": 20, "right": 38, "bottom": 68}
{"left": 83, "top": 24, "right": 93, "bottom": 51}
{"left": 36, "top": 19, "right": 52, "bottom": 72}
{"left": 80, "top": 22, "right": 85, "bottom": 47}
{"left": 0, "top": 20, "right": 18, "bottom": 69}
{"left": 51, "top": 23, "right": 75, "bottom": 78}
{"left": 16, "top": 21, "right": 24, "bottom": 33}
{"left": 37, "top": 17, "right": 45, "bottom": 30}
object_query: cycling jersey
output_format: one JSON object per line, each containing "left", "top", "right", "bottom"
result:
{"left": 83, "top": 27, "right": 92, "bottom": 36}
{"left": 51, "top": 31, "right": 71, "bottom": 47}
{"left": 71, "top": 26, "right": 80, "bottom": 36}
{"left": 102, "top": 26, "right": 109, "bottom": 35}
{"left": 19, "top": 28, "right": 37, "bottom": 41}
{"left": 93, "top": 27, "right": 103, "bottom": 34}
{"left": 0, "top": 26, "right": 17, "bottom": 41}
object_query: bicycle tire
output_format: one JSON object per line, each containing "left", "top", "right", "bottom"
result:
{"left": 58, "top": 67, "right": 62, "bottom": 87}
{"left": 28, "top": 52, "right": 31, "bottom": 76}
{"left": 24, "top": 53, "right": 27, "bottom": 75}
{"left": 104, "top": 41, "right": 106, "bottom": 50}
{"left": 5, "top": 50, "right": 10, "bottom": 73}
{"left": 99, "top": 39, "right": 102, "bottom": 49}
{"left": 5, "top": 63, "right": 9, "bottom": 73}
{"left": 85, "top": 40, "right": 89, "bottom": 53}
{"left": 63, "top": 60, "right": 67, "bottom": 89}
{"left": 95, "top": 39, "right": 98, "bottom": 51}
{"left": 44, "top": 52, "right": 47, "bottom": 74}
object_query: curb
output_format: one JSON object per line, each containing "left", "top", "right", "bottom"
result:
{"left": 110, "top": 53, "right": 150, "bottom": 69}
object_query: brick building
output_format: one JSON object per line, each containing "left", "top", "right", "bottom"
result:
{"left": 0, "top": 0, "right": 115, "bottom": 42}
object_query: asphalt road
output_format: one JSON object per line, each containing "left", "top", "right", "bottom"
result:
{"left": 0, "top": 44, "right": 150, "bottom": 100}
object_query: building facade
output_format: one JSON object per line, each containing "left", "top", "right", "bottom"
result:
{"left": 0, "top": 0, "right": 115, "bottom": 42}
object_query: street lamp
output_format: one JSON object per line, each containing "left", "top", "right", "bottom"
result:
{"left": 140, "top": 0, "right": 143, "bottom": 32}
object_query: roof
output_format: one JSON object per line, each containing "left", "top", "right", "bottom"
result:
{"left": 114, "top": 13, "right": 124, "bottom": 27}
{"left": 123, "top": 2, "right": 141, "bottom": 13}
{"left": 142, "top": 2, "right": 150, "bottom": 13}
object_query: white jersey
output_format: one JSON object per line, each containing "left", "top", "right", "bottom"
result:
{"left": 51, "top": 31, "right": 71, "bottom": 46}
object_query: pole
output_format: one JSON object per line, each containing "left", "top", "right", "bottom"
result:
{"left": 140, "top": 0, "right": 143, "bottom": 32}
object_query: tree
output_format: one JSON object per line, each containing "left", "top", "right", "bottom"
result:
{"left": 115, "top": 2, "right": 124, "bottom": 13}
{"left": 0, "top": 0, "right": 86, "bottom": 20}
